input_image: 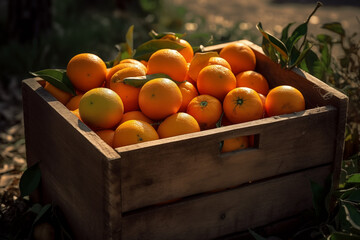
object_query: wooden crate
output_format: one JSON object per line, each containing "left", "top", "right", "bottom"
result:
{"left": 22, "top": 40, "right": 348, "bottom": 239}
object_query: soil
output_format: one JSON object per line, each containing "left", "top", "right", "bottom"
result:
{"left": 171, "top": 0, "right": 360, "bottom": 42}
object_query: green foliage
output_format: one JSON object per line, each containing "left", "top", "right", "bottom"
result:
{"left": 19, "top": 162, "right": 41, "bottom": 198}
{"left": 256, "top": 2, "right": 322, "bottom": 69}
{"left": 30, "top": 69, "right": 76, "bottom": 95}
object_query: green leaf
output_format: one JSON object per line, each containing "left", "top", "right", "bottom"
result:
{"left": 301, "top": 47, "right": 320, "bottom": 75}
{"left": 281, "top": 22, "right": 295, "bottom": 42}
{"left": 256, "top": 22, "right": 288, "bottom": 59}
{"left": 328, "top": 232, "right": 360, "bottom": 240}
{"left": 30, "top": 69, "right": 76, "bottom": 96}
{"left": 248, "top": 229, "right": 267, "bottom": 240}
{"left": 133, "top": 39, "right": 185, "bottom": 61}
{"left": 261, "top": 36, "right": 279, "bottom": 63}
{"left": 289, "top": 42, "right": 314, "bottom": 69}
{"left": 346, "top": 189, "right": 360, "bottom": 203}
{"left": 342, "top": 202, "right": 360, "bottom": 231}
{"left": 286, "top": 22, "right": 308, "bottom": 54}
{"left": 317, "top": 34, "right": 333, "bottom": 44}
{"left": 126, "top": 25, "right": 134, "bottom": 56}
{"left": 123, "top": 73, "right": 173, "bottom": 88}
{"left": 322, "top": 22, "right": 345, "bottom": 37}
{"left": 19, "top": 162, "right": 41, "bottom": 197}
{"left": 320, "top": 42, "right": 331, "bottom": 69}
{"left": 310, "top": 179, "right": 329, "bottom": 221}
{"left": 347, "top": 174, "right": 360, "bottom": 184}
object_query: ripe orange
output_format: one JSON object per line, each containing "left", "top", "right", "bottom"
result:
{"left": 66, "top": 53, "right": 107, "bottom": 92}
{"left": 43, "top": 82, "right": 72, "bottom": 105}
{"left": 188, "top": 51, "right": 219, "bottom": 81}
{"left": 223, "top": 87, "right": 264, "bottom": 124}
{"left": 258, "top": 93, "right": 267, "bottom": 117}
{"left": 177, "top": 38, "right": 194, "bottom": 63}
{"left": 138, "top": 78, "right": 182, "bottom": 120}
{"left": 71, "top": 108, "right": 81, "bottom": 121}
{"left": 106, "top": 62, "right": 146, "bottom": 87}
{"left": 160, "top": 35, "right": 194, "bottom": 63}
{"left": 197, "top": 64, "right": 236, "bottom": 101}
{"left": 79, "top": 87, "right": 124, "bottom": 129}
{"left": 95, "top": 129, "right": 115, "bottom": 148}
{"left": 146, "top": 49, "right": 188, "bottom": 83}
{"left": 186, "top": 95, "right": 222, "bottom": 130}
{"left": 236, "top": 70, "right": 269, "bottom": 96}
{"left": 157, "top": 112, "right": 200, "bottom": 138}
{"left": 113, "top": 120, "right": 159, "bottom": 147}
{"left": 110, "top": 66, "right": 145, "bottom": 112}
{"left": 120, "top": 111, "right": 153, "bottom": 125}
{"left": 265, "top": 85, "right": 305, "bottom": 117}
{"left": 178, "top": 81, "right": 199, "bottom": 112}
{"left": 66, "top": 94, "right": 83, "bottom": 110}
{"left": 221, "top": 136, "right": 249, "bottom": 153}
{"left": 208, "top": 56, "right": 232, "bottom": 71}
{"left": 219, "top": 42, "right": 256, "bottom": 75}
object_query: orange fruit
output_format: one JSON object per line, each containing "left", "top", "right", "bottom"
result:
{"left": 221, "top": 136, "right": 249, "bottom": 153}
{"left": 113, "top": 120, "right": 159, "bottom": 147}
{"left": 265, "top": 85, "right": 305, "bottom": 117}
{"left": 160, "top": 35, "right": 194, "bottom": 63}
{"left": 157, "top": 112, "right": 200, "bottom": 138}
{"left": 188, "top": 51, "right": 219, "bottom": 81}
{"left": 71, "top": 108, "right": 81, "bottom": 121}
{"left": 219, "top": 42, "right": 256, "bottom": 75}
{"left": 110, "top": 66, "right": 145, "bottom": 112}
{"left": 223, "top": 87, "right": 264, "bottom": 124}
{"left": 106, "top": 62, "right": 146, "bottom": 87}
{"left": 197, "top": 64, "right": 236, "bottom": 101}
{"left": 66, "top": 94, "right": 83, "bottom": 110}
{"left": 236, "top": 70, "right": 269, "bottom": 96}
{"left": 79, "top": 87, "right": 124, "bottom": 129}
{"left": 178, "top": 81, "right": 199, "bottom": 112}
{"left": 138, "top": 78, "right": 182, "bottom": 120}
{"left": 208, "top": 56, "right": 232, "bottom": 71}
{"left": 146, "top": 49, "right": 188, "bottom": 83}
{"left": 258, "top": 93, "right": 267, "bottom": 117}
{"left": 95, "top": 129, "right": 115, "bottom": 148}
{"left": 177, "top": 38, "right": 194, "bottom": 63}
{"left": 43, "top": 82, "right": 72, "bottom": 105}
{"left": 66, "top": 53, "right": 107, "bottom": 92}
{"left": 186, "top": 94, "right": 222, "bottom": 130}
{"left": 120, "top": 111, "right": 153, "bottom": 125}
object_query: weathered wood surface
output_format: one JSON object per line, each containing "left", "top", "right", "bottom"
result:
{"left": 116, "top": 106, "right": 337, "bottom": 212}
{"left": 22, "top": 79, "right": 121, "bottom": 239}
{"left": 121, "top": 165, "right": 331, "bottom": 240}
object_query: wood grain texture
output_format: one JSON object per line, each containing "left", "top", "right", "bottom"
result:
{"left": 117, "top": 106, "right": 337, "bottom": 212}
{"left": 22, "top": 79, "right": 122, "bottom": 239}
{"left": 121, "top": 165, "right": 331, "bottom": 240}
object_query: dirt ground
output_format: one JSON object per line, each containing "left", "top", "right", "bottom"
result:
{"left": 171, "top": 0, "right": 359, "bottom": 42}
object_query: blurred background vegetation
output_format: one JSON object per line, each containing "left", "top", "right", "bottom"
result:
{"left": 0, "top": 0, "right": 259, "bottom": 84}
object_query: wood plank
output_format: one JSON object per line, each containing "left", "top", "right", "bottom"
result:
{"left": 22, "top": 79, "right": 122, "bottom": 239}
{"left": 121, "top": 165, "right": 332, "bottom": 240}
{"left": 116, "top": 106, "right": 337, "bottom": 212}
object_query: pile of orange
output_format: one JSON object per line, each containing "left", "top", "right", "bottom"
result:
{"left": 43, "top": 40, "right": 306, "bottom": 150}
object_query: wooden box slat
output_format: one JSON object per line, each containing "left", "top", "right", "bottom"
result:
{"left": 22, "top": 40, "right": 348, "bottom": 239}
{"left": 121, "top": 165, "right": 331, "bottom": 240}
{"left": 117, "top": 106, "right": 337, "bottom": 212}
